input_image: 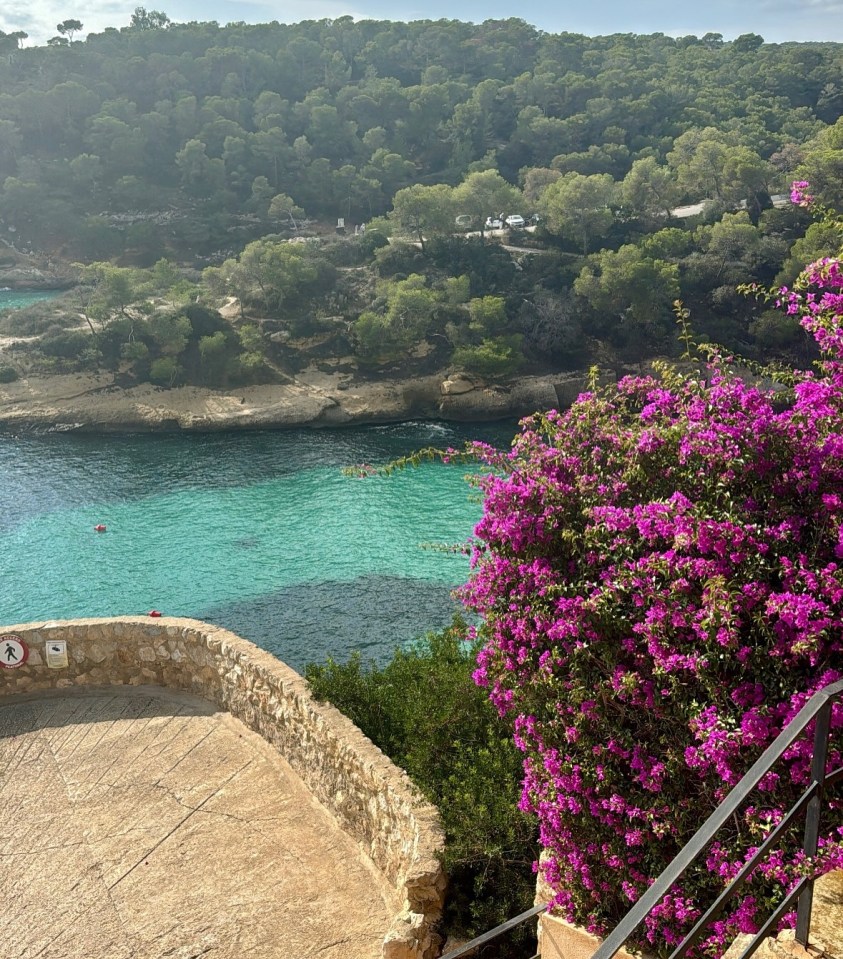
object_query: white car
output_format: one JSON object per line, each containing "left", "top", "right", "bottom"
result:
{"left": 505, "top": 214, "right": 526, "bottom": 228}
{"left": 485, "top": 216, "right": 503, "bottom": 229}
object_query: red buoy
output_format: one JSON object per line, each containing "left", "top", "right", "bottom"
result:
{"left": 148, "top": 610, "right": 162, "bottom": 618}
{"left": 94, "top": 524, "right": 107, "bottom": 532}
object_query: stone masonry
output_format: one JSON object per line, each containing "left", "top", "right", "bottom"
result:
{"left": 0, "top": 617, "right": 447, "bottom": 959}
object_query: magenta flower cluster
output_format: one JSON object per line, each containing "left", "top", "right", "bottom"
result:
{"left": 459, "top": 185, "right": 843, "bottom": 954}
{"left": 790, "top": 180, "right": 814, "bottom": 207}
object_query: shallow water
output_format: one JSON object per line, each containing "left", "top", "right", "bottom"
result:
{"left": 0, "top": 421, "right": 513, "bottom": 669}
{"left": 0, "top": 289, "right": 60, "bottom": 312}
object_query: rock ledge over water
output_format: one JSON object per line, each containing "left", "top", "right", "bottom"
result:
{"left": 0, "top": 370, "right": 596, "bottom": 432}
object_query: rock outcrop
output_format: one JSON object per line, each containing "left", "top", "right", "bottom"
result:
{"left": 0, "top": 370, "right": 599, "bottom": 432}
{"left": 0, "top": 263, "right": 73, "bottom": 289}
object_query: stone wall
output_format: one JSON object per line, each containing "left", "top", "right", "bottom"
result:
{"left": 0, "top": 617, "right": 446, "bottom": 959}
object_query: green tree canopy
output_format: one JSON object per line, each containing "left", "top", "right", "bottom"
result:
{"left": 390, "top": 183, "right": 455, "bottom": 250}
{"left": 129, "top": 7, "right": 171, "bottom": 30}
{"left": 621, "top": 157, "right": 680, "bottom": 225}
{"left": 56, "top": 20, "right": 83, "bottom": 41}
{"left": 452, "top": 170, "right": 521, "bottom": 237}
{"left": 202, "top": 239, "right": 326, "bottom": 316}
{"left": 574, "top": 244, "right": 679, "bottom": 355}
{"left": 540, "top": 172, "right": 617, "bottom": 254}
{"left": 354, "top": 273, "right": 441, "bottom": 359}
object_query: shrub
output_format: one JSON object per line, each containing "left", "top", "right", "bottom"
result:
{"left": 305, "top": 619, "right": 538, "bottom": 948}
{"left": 182, "top": 303, "right": 229, "bottom": 337}
{"left": 359, "top": 228, "right": 390, "bottom": 256}
{"left": 373, "top": 240, "right": 427, "bottom": 277}
{"left": 96, "top": 316, "right": 142, "bottom": 369}
{"left": 0, "top": 365, "right": 19, "bottom": 382}
{"left": 459, "top": 184, "right": 843, "bottom": 955}
{"left": 0, "top": 303, "right": 75, "bottom": 336}
{"left": 39, "top": 328, "right": 91, "bottom": 358}
{"left": 325, "top": 234, "right": 384, "bottom": 267}
{"left": 425, "top": 236, "right": 518, "bottom": 296}
{"left": 149, "top": 356, "right": 182, "bottom": 386}
{"left": 451, "top": 334, "right": 524, "bottom": 379}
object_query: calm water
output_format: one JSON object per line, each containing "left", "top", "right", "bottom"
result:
{"left": 0, "top": 289, "right": 60, "bottom": 311}
{"left": 0, "top": 423, "right": 513, "bottom": 669}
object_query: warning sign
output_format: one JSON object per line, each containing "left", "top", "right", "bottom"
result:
{"left": 0, "top": 634, "right": 28, "bottom": 669}
{"left": 46, "top": 640, "right": 68, "bottom": 669}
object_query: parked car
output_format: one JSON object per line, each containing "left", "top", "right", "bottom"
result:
{"left": 485, "top": 216, "right": 503, "bottom": 229}
{"left": 505, "top": 214, "right": 526, "bottom": 228}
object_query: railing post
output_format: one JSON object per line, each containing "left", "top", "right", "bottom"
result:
{"left": 451, "top": 682, "right": 841, "bottom": 959}
{"left": 794, "top": 700, "right": 832, "bottom": 946}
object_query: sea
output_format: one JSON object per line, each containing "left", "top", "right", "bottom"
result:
{"left": 0, "top": 290, "right": 518, "bottom": 670}
{"left": 0, "top": 422, "right": 514, "bottom": 671}
{"left": 0, "top": 288, "right": 61, "bottom": 311}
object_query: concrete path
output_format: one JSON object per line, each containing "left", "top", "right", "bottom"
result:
{"left": 0, "top": 686, "right": 398, "bottom": 959}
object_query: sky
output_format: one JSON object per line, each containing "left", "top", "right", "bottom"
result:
{"left": 2, "top": 0, "right": 842, "bottom": 47}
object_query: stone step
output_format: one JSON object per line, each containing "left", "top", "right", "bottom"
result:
{"left": 724, "top": 872, "right": 843, "bottom": 959}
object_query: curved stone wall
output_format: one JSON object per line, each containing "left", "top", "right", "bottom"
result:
{"left": 0, "top": 617, "right": 446, "bottom": 959}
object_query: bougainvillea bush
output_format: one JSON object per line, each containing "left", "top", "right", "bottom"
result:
{"left": 459, "top": 185, "right": 843, "bottom": 955}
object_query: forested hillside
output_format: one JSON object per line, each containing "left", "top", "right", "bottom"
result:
{"left": 1, "top": 16, "right": 842, "bottom": 384}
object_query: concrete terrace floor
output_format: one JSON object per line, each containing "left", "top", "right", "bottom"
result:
{"left": 0, "top": 686, "right": 399, "bottom": 959}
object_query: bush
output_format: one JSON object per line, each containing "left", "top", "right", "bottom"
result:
{"left": 359, "top": 228, "right": 390, "bottom": 256}
{"left": 451, "top": 334, "right": 523, "bottom": 379}
{"left": 0, "top": 303, "right": 76, "bottom": 336}
{"left": 460, "top": 185, "right": 843, "bottom": 955}
{"left": 373, "top": 240, "right": 427, "bottom": 277}
{"left": 96, "top": 316, "right": 141, "bottom": 369}
{"left": 305, "top": 619, "right": 539, "bottom": 949}
{"left": 149, "top": 356, "right": 182, "bottom": 386}
{"left": 39, "top": 328, "right": 91, "bottom": 358}
{"left": 325, "top": 228, "right": 389, "bottom": 266}
{"left": 425, "top": 236, "right": 518, "bottom": 296}
{"left": 182, "top": 304, "right": 229, "bottom": 337}
{"left": 0, "top": 365, "right": 19, "bottom": 382}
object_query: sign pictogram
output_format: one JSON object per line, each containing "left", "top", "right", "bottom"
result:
{"left": 46, "top": 640, "right": 68, "bottom": 669}
{"left": 0, "top": 634, "right": 28, "bottom": 669}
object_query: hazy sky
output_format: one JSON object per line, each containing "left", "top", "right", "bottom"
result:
{"left": 3, "top": 0, "right": 842, "bottom": 47}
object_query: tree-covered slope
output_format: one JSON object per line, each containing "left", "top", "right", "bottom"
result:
{"left": 0, "top": 18, "right": 841, "bottom": 382}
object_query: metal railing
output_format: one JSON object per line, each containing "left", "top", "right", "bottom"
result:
{"left": 439, "top": 679, "right": 843, "bottom": 959}
{"left": 593, "top": 678, "right": 843, "bottom": 959}
{"left": 439, "top": 902, "right": 546, "bottom": 959}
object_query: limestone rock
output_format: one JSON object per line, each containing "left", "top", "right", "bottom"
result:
{"left": 0, "top": 368, "right": 608, "bottom": 431}
{"left": 440, "top": 375, "right": 475, "bottom": 395}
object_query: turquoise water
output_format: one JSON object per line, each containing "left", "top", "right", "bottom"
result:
{"left": 0, "top": 289, "right": 60, "bottom": 311}
{"left": 0, "top": 423, "right": 512, "bottom": 669}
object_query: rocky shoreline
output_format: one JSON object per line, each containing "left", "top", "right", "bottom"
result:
{"left": 0, "top": 264, "right": 76, "bottom": 291}
{"left": 0, "top": 368, "right": 598, "bottom": 433}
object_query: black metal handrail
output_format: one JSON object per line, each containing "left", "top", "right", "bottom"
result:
{"left": 439, "top": 902, "right": 546, "bottom": 959}
{"left": 592, "top": 678, "right": 843, "bottom": 959}
{"left": 437, "top": 680, "right": 842, "bottom": 959}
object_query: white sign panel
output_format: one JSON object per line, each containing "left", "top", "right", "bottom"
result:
{"left": 46, "top": 640, "right": 68, "bottom": 669}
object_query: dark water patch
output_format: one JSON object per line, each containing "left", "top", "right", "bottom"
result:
{"left": 199, "top": 575, "right": 466, "bottom": 671}
{"left": 233, "top": 535, "right": 260, "bottom": 550}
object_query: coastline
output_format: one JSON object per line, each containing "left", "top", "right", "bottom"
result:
{"left": 0, "top": 368, "right": 596, "bottom": 432}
